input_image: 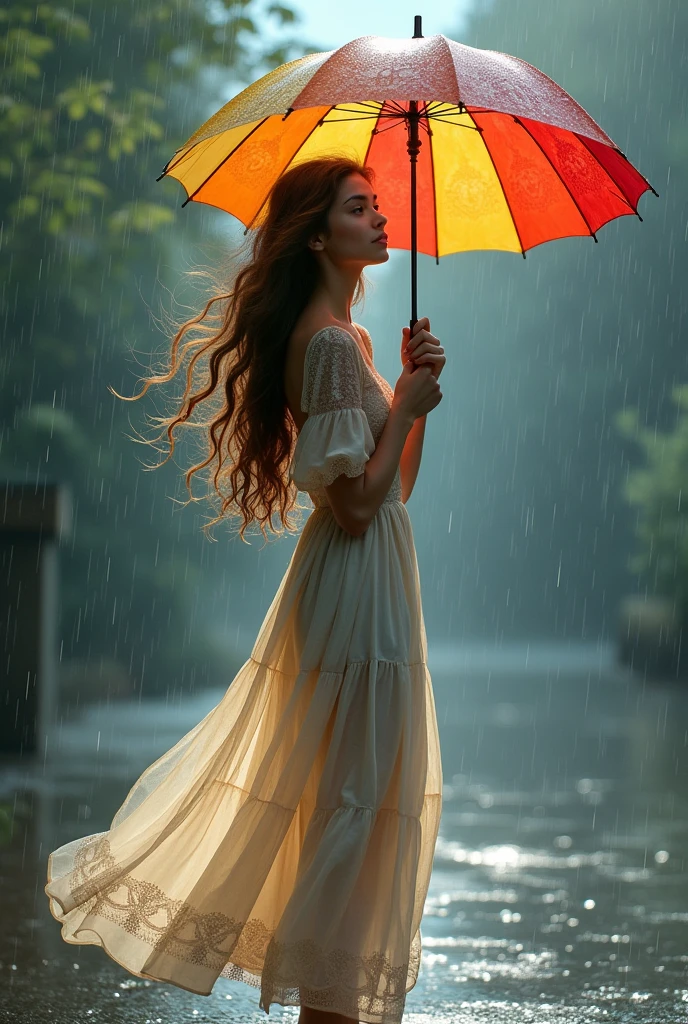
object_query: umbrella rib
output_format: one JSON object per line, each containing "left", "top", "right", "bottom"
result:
{"left": 361, "top": 110, "right": 379, "bottom": 167}
{"left": 323, "top": 107, "right": 406, "bottom": 120}
{"left": 470, "top": 110, "right": 526, "bottom": 258}
{"left": 322, "top": 112, "right": 385, "bottom": 122}
{"left": 574, "top": 132, "right": 658, "bottom": 214}
{"left": 369, "top": 115, "right": 433, "bottom": 139}
{"left": 425, "top": 116, "right": 482, "bottom": 131}
{"left": 427, "top": 102, "right": 465, "bottom": 115}
{"left": 428, "top": 103, "right": 502, "bottom": 119}
{"left": 383, "top": 100, "right": 409, "bottom": 115}
{"left": 336, "top": 100, "right": 383, "bottom": 112}
{"left": 434, "top": 106, "right": 500, "bottom": 116}
{"left": 176, "top": 117, "right": 271, "bottom": 203}
{"left": 427, "top": 122, "right": 440, "bottom": 264}
{"left": 242, "top": 106, "right": 337, "bottom": 233}
{"left": 159, "top": 148, "right": 193, "bottom": 180}
{"left": 370, "top": 117, "right": 408, "bottom": 136}
{"left": 512, "top": 116, "right": 599, "bottom": 241}
{"left": 291, "top": 101, "right": 382, "bottom": 115}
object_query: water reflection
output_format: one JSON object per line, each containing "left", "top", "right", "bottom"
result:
{"left": 409, "top": 641, "right": 688, "bottom": 1022}
{"left": 1, "top": 640, "right": 687, "bottom": 1021}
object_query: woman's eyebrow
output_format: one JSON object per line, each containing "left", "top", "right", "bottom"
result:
{"left": 343, "top": 193, "right": 378, "bottom": 205}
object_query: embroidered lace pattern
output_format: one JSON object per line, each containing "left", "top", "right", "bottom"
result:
{"left": 296, "top": 325, "right": 402, "bottom": 509}
{"left": 304, "top": 439, "right": 372, "bottom": 491}
{"left": 68, "top": 831, "right": 421, "bottom": 1023}
{"left": 257, "top": 933, "right": 421, "bottom": 1021}
{"left": 301, "top": 326, "right": 366, "bottom": 415}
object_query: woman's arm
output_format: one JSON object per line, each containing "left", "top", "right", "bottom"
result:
{"left": 397, "top": 317, "right": 445, "bottom": 503}
{"left": 399, "top": 414, "right": 427, "bottom": 503}
{"left": 326, "top": 405, "right": 414, "bottom": 535}
{"left": 324, "top": 319, "right": 444, "bottom": 532}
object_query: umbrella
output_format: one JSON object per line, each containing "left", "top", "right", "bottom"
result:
{"left": 157, "top": 15, "right": 658, "bottom": 334}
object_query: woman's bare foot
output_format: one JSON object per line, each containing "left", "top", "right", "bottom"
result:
{"left": 298, "top": 1007, "right": 359, "bottom": 1024}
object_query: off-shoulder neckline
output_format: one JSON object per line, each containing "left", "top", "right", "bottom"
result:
{"left": 305, "top": 322, "right": 372, "bottom": 365}
{"left": 300, "top": 323, "right": 374, "bottom": 412}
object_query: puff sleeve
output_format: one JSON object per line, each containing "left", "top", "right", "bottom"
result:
{"left": 289, "top": 328, "right": 376, "bottom": 492}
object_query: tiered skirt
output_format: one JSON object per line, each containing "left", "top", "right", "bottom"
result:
{"left": 45, "top": 498, "right": 443, "bottom": 1024}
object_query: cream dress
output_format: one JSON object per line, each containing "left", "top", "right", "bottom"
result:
{"left": 44, "top": 323, "right": 443, "bottom": 1024}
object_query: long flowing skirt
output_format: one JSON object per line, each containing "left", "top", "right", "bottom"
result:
{"left": 45, "top": 499, "right": 443, "bottom": 1024}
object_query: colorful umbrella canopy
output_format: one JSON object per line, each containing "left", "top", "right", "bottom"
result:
{"left": 158, "top": 16, "right": 657, "bottom": 329}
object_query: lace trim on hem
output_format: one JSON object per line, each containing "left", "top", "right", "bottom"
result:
{"left": 51, "top": 835, "right": 420, "bottom": 1023}
{"left": 255, "top": 931, "right": 421, "bottom": 1023}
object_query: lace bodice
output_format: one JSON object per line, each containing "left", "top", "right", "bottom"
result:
{"left": 288, "top": 324, "right": 402, "bottom": 509}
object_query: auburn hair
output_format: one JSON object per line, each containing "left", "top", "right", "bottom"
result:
{"left": 116, "top": 155, "right": 375, "bottom": 544}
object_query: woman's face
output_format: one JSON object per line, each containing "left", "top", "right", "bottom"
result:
{"left": 311, "top": 172, "right": 389, "bottom": 267}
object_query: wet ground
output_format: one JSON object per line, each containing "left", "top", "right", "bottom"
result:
{"left": 2, "top": 640, "right": 688, "bottom": 1022}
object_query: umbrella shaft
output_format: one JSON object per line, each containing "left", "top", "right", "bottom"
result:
{"left": 408, "top": 101, "right": 421, "bottom": 335}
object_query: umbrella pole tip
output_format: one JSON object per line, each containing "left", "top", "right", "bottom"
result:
{"left": 413, "top": 15, "right": 423, "bottom": 38}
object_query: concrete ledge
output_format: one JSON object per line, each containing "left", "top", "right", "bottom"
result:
{"left": 1, "top": 480, "right": 72, "bottom": 539}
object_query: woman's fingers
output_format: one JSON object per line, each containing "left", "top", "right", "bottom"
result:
{"left": 407, "top": 327, "right": 437, "bottom": 345}
{"left": 407, "top": 343, "right": 446, "bottom": 379}
{"left": 406, "top": 337, "right": 443, "bottom": 357}
{"left": 401, "top": 319, "right": 440, "bottom": 368}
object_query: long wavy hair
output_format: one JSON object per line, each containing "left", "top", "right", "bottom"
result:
{"left": 118, "top": 155, "right": 375, "bottom": 544}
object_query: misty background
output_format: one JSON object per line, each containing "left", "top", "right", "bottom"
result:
{"left": 2, "top": 0, "right": 683, "bottom": 699}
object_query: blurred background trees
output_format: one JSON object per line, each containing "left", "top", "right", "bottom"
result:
{"left": 0, "top": 0, "right": 313, "bottom": 697}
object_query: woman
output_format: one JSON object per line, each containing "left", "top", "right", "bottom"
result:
{"left": 44, "top": 155, "right": 446, "bottom": 1024}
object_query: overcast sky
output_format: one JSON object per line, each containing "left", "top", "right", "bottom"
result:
{"left": 283, "top": 1, "right": 479, "bottom": 50}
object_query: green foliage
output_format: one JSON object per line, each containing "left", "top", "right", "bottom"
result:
{"left": 0, "top": 0, "right": 313, "bottom": 693}
{"left": 614, "top": 390, "right": 688, "bottom": 619}
{"left": 0, "top": 803, "right": 16, "bottom": 849}
{"left": 0, "top": 796, "right": 32, "bottom": 849}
